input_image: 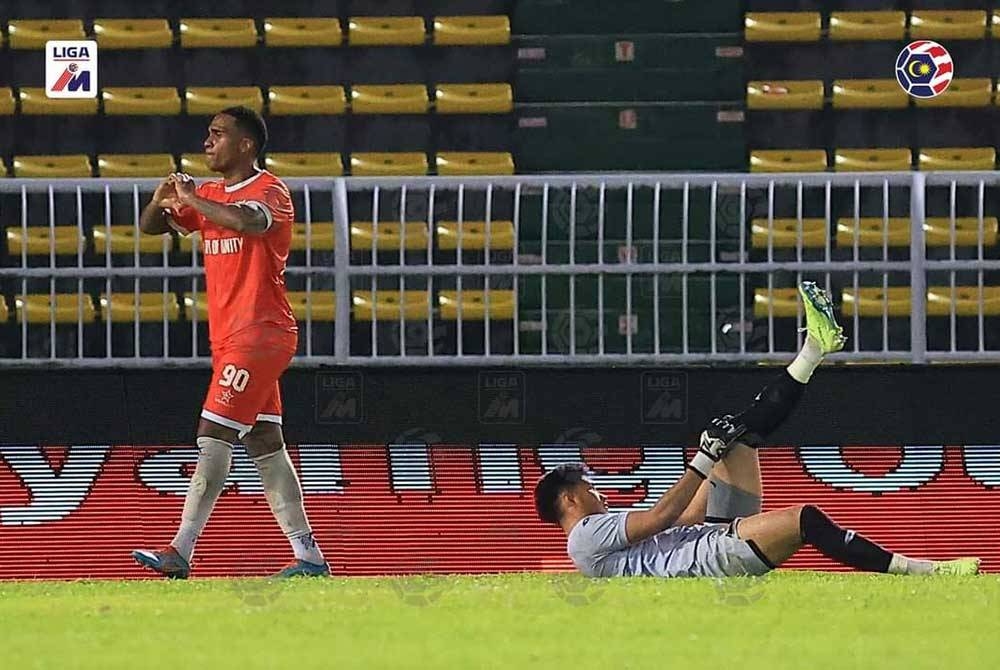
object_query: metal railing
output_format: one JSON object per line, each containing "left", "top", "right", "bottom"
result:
{"left": 1, "top": 171, "right": 998, "bottom": 367}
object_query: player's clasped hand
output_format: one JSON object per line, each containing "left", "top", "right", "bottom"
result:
{"left": 168, "top": 173, "right": 198, "bottom": 205}
{"left": 688, "top": 414, "right": 746, "bottom": 479}
{"left": 152, "top": 178, "right": 180, "bottom": 210}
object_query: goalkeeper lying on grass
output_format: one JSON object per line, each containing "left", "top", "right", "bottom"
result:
{"left": 535, "top": 282, "right": 980, "bottom": 578}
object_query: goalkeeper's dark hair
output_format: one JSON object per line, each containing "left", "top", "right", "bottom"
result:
{"left": 534, "top": 462, "right": 591, "bottom": 525}
{"left": 219, "top": 105, "right": 268, "bottom": 158}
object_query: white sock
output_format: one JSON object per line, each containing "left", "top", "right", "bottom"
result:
{"left": 172, "top": 436, "right": 233, "bottom": 563}
{"left": 888, "top": 553, "right": 934, "bottom": 575}
{"left": 787, "top": 335, "right": 824, "bottom": 384}
{"left": 253, "top": 447, "right": 325, "bottom": 565}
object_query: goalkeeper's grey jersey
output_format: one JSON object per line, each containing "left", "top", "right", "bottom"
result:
{"left": 565, "top": 512, "right": 771, "bottom": 578}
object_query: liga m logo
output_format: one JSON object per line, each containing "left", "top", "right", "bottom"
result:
{"left": 46, "top": 40, "right": 98, "bottom": 99}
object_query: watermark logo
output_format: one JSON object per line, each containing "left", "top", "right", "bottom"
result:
{"left": 316, "top": 372, "right": 364, "bottom": 424}
{"left": 641, "top": 372, "right": 688, "bottom": 424}
{"left": 478, "top": 371, "right": 525, "bottom": 424}
{"left": 230, "top": 578, "right": 284, "bottom": 608}
{"left": 714, "top": 575, "right": 768, "bottom": 606}
{"left": 896, "top": 40, "right": 953, "bottom": 99}
{"left": 549, "top": 574, "right": 606, "bottom": 606}
{"left": 46, "top": 40, "right": 97, "bottom": 98}
{"left": 390, "top": 575, "right": 450, "bottom": 607}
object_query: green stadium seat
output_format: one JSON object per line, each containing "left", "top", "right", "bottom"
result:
{"left": 347, "top": 17, "right": 425, "bottom": 46}
{"left": 268, "top": 85, "right": 346, "bottom": 115}
{"left": 179, "top": 153, "right": 214, "bottom": 177}
{"left": 918, "top": 147, "right": 996, "bottom": 171}
{"left": 832, "top": 79, "right": 908, "bottom": 109}
{"left": 12, "top": 155, "right": 92, "bottom": 178}
{"left": 19, "top": 88, "right": 97, "bottom": 115}
{"left": 291, "top": 223, "right": 335, "bottom": 252}
{"left": 7, "top": 19, "right": 85, "bottom": 49}
{"left": 353, "top": 290, "right": 430, "bottom": 321}
{"left": 432, "top": 15, "right": 510, "bottom": 46}
{"left": 99, "top": 293, "right": 180, "bottom": 322}
{"left": 434, "top": 83, "right": 512, "bottom": 114}
{"left": 102, "top": 87, "right": 182, "bottom": 115}
{"left": 179, "top": 18, "right": 258, "bottom": 48}
{"left": 15, "top": 293, "right": 96, "bottom": 323}
{"left": 751, "top": 219, "right": 827, "bottom": 249}
{"left": 93, "top": 18, "right": 173, "bottom": 49}
{"left": 97, "top": 153, "right": 176, "bottom": 178}
{"left": 436, "top": 221, "right": 515, "bottom": 251}
{"left": 264, "top": 152, "right": 343, "bottom": 177}
{"left": 186, "top": 87, "right": 263, "bottom": 114}
{"left": 834, "top": 148, "right": 912, "bottom": 172}
{"left": 914, "top": 79, "right": 992, "bottom": 108}
{"left": 7, "top": 225, "right": 86, "bottom": 255}
{"left": 438, "top": 290, "right": 515, "bottom": 320}
{"left": 350, "top": 152, "right": 428, "bottom": 176}
{"left": 350, "top": 84, "right": 429, "bottom": 114}
{"left": 350, "top": 222, "right": 430, "bottom": 251}
{"left": 93, "top": 224, "right": 173, "bottom": 253}
{"left": 744, "top": 12, "right": 821, "bottom": 42}
{"left": 263, "top": 18, "right": 343, "bottom": 47}
{"left": 747, "top": 80, "right": 824, "bottom": 110}
{"left": 287, "top": 291, "right": 336, "bottom": 321}
{"left": 436, "top": 152, "right": 514, "bottom": 175}
{"left": 750, "top": 149, "right": 827, "bottom": 173}
{"left": 910, "top": 10, "right": 988, "bottom": 40}
{"left": 0, "top": 88, "right": 14, "bottom": 115}
{"left": 829, "top": 11, "right": 905, "bottom": 41}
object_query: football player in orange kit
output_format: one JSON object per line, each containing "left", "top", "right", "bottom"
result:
{"left": 132, "top": 106, "right": 328, "bottom": 578}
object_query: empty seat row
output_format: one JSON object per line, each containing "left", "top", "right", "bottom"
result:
{"left": 755, "top": 286, "right": 1000, "bottom": 318}
{"left": 750, "top": 147, "right": 997, "bottom": 172}
{"left": 748, "top": 79, "right": 997, "bottom": 110}
{"left": 1, "top": 151, "right": 515, "bottom": 178}
{"left": 751, "top": 217, "right": 1000, "bottom": 249}
{"left": 5, "top": 289, "right": 516, "bottom": 324}
{"left": 6, "top": 220, "right": 516, "bottom": 255}
{"left": 0, "top": 83, "right": 513, "bottom": 116}
{"left": 746, "top": 10, "right": 995, "bottom": 42}
{"left": 5, "top": 16, "right": 511, "bottom": 49}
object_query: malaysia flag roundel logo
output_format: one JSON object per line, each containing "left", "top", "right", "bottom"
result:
{"left": 895, "top": 40, "right": 953, "bottom": 99}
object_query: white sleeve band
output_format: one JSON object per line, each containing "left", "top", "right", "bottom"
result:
{"left": 236, "top": 200, "right": 273, "bottom": 231}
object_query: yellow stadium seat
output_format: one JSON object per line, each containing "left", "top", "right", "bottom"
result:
{"left": 836, "top": 218, "right": 909, "bottom": 248}
{"left": 268, "top": 85, "right": 346, "bottom": 115}
{"left": 7, "top": 226, "right": 85, "bottom": 255}
{"left": 832, "top": 79, "right": 909, "bottom": 109}
{"left": 100, "top": 292, "right": 180, "bottom": 322}
{"left": 994, "top": 13, "right": 1000, "bottom": 38}
{"left": 182, "top": 292, "right": 208, "bottom": 320}
{"left": 914, "top": 78, "right": 992, "bottom": 108}
{"left": 97, "top": 153, "right": 176, "bottom": 178}
{"left": 0, "top": 298, "right": 8, "bottom": 322}
{"left": 186, "top": 87, "right": 263, "bottom": 114}
{"left": 828, "top": 12, "right": 905, "bottom": 41}
{"left": 347, "top": 16, "right": 425, "bottom": 46}
{"left": 8, "top": 20, "right": 85, "bottom": 49}
{"left": 434, "top": 83, "right": 512, "bottom": 114}
{"left": 263, "top": 18, "right": 343, "bottom": 47}
{"left": 436, "top": 221, "right": 516, "bottom": 251}
{"left": 19, "top": 88, "right": 97, "bottom": 115}
{"left": 753, "top": 288, "right": 800, "bottom": 318}
{"left": 179, "top": 154, "right": 215, "bottom": 177}
{"left": 744, "top": 12, "right": 821, "bottom": 42}
{"left": 93, "top": 224, "right": 173, "bottom": 254}
{"left": 749, "top": 149, "right": 827, "bottom": 173}
{"left": 751, "top": 218, "right": 827, "bottom": 249}
{"left": 746, "top": 80, "right": 824, "bottom": 110}
{"left": 0, "top": 88, "right": 14, "bottom": 115}
{"left": 350, "top": 152, "right": 428, "bottom": 176}
{"left": 15, "top": 293, "right": 96, "bottom": 324}
{"left": 438, "top": 290, "right": 515, "bottom": 320}
{"left": 834, "top": 148, "right": 912, "bottom": 172}
{"left": 353, "top": 290, "right": 431, "bottom": 321}
{"left": 350, "top": 84, "right": 429, "bottom": 114}
{"left": 436, "top": 152, "right": 514, "bottom": 175}
{"left": 910, "top": 10, "right": 987, "bottom": 40}
{"left": 918, "top": 147, "right": 996, "bottom": 171}
{"left": 928, "top": 286, "right": 1000, "bottom": 316}
{"left": 102, "top": 87, "right": 182, "bottom": 115}
{"left": 837, "top": 217, "right": 999, "bottom": 247}
{"left": 351, "top": 222, "right": 430, "bottom": 251}
{"left": 842, "top": 287, "right": 910, "bottom": 317}
{"left": 93, "top": 18, "right": 173, "bottom": 48}
{"left": 287, "top": 291, "right": 336, "bottom": 321}
{"left": 291, "top": 223, "right": 335, "bottom": 252}
{"left": 925, "top": 217, "right": 999, "bottom": 246}
{"left": 12, "top": 155, "right": 92, "bottom": 178}
{"left": 179, "top": 18, "right": 258, "bottom": 48}
{"left": 432, "top": 15, "right": 510, "bottom": 46}
{"left": 265, "top": 152, "right": 343, "bottom": 177}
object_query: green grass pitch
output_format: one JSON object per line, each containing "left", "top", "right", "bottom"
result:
{"left": 2, "top": 572, "right": 998, "bottom": 669}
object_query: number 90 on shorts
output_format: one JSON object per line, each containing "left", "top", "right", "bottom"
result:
{"left": 200, "top": 343, "right": 295, "bottom": 435}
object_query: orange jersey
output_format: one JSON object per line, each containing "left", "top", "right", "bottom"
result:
{"left": 169, "top": 170, "right": 298, "bottom": 346}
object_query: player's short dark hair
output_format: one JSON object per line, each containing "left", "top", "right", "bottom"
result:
{"left": 534, "top": 462, "right": 592, "bottom": 525}
{"left": 219, "top": 105, "right": 268, "bottom": 158}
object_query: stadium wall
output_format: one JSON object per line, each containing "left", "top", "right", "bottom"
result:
{"left": 1, "top": 366, "right": 998, "bottom": 578}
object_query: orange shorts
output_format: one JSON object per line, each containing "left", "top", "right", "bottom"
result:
{"left": 201, "top": 332, "right": 297, "bottom": 437}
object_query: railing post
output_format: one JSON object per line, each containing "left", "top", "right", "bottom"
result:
{"left": 333, "top": 177, "right": 352, "bottom": 363}
{"left": 910, "top": 172, "right": 927, "bottom": 364}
